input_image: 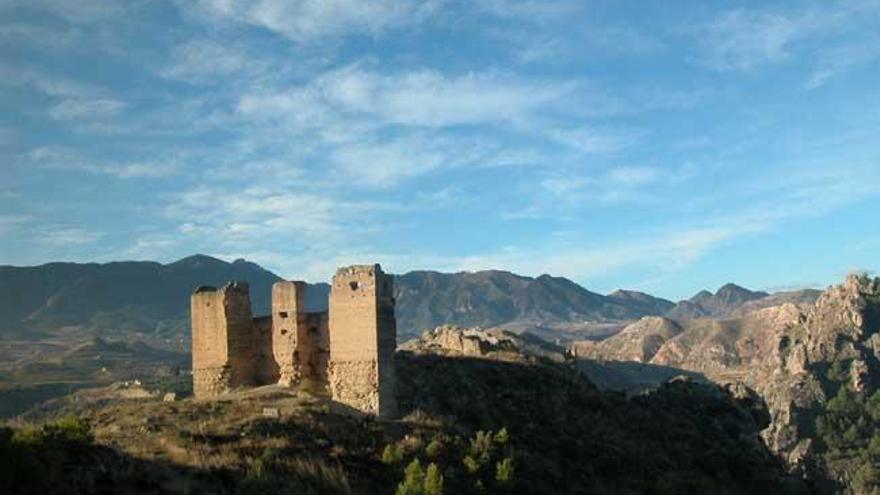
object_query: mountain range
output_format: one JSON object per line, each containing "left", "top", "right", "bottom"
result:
{"left": 0, "top": 254, "right": 821, "bottom": 342}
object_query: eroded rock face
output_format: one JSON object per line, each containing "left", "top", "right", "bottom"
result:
{"left": 753, "top": 275, "right": 880, "bottom": 475}
{"left": 575, "top": 274, "right": 880, "bottom": 482}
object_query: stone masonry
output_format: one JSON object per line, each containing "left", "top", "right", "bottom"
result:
{"left": 190, "top": 264, "right": 396, "bottom": 418}
{"left": 328, "top": 265, "right": 397, "bottom": 418}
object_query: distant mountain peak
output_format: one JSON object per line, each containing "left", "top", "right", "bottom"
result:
{"left": 670, "top": 283, "right": 771, "bottom": 320}
{"left": 715, "top": 283, "right": 768, "bottom": 302}
{"left": 169, "top": 254, "right": 224, "bottom": 266}
{"left": 689, "top": 290, "right": 714, "bottom": 304}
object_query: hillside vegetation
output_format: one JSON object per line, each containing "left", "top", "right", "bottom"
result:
{"left": 7, "top": 351, "right": 805, "bottom": 495}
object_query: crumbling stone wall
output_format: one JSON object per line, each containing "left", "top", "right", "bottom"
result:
{"left": 328, "top": 264, "right": 397, "bottom": 418}
{"left": 272, "top": 281, "right": 307, "bottom": 386}
{"left": 191, "top": 287, "right": 227, "bottom": 398}
{"left": 253, "top": 316, "right": 279, "bottom": 384}
{"left": 224, "top": 282, "right": 261, "bottom": 388}
{"left": 191, "top": 282, "right": 260, "bottom": 398}
{"left": 304, "top": 311, "right": 330, "bottom": 384}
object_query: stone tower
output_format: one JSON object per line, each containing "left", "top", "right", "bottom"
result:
{"left": 271, "top": 281, "right": 307, "bottom": 386}
{"left": 191, "top": 282, "right": 261, "bottom": 398}
{"left": 328, "top": 264, "right": 397, "bottom": 418}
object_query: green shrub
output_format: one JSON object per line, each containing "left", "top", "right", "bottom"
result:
{"left": 13, "top": 416, "right": 92, "bottom": 447}
{"left": 494, "top": 428, "right": 509, "bottom": 446}
{"left": 396, "top": 458, "right": 426, "bottom": 495}
{"left": 426, "top": 437, "right": 444, "bottom": 459}
{"left": 495, "top": 457, "right": 514, "bottom": 484}
{"left": 383, "top": 443, "right": 405, "bottom": 465}
{"left": 462, "top": 455, "right": 479, "bottom": 474}
{"left": 424, "top": 463, "right": 444, "bottom": 495}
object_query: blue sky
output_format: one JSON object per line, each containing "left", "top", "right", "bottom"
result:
{"left": 1, "top": 0, "right": 878, "bottom": 299}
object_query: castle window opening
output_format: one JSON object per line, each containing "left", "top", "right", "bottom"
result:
{"left": 349, "top": 281, "right": 359, "bottom": 290}
{"left": 279, "top": 311, "right": 288, "bottom": 318}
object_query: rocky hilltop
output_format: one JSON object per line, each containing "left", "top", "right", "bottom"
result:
{"left": 6, "top": 344, "right": 806, "bottom": 494}
{"left": 400, "top": 324, "right": 567, "bottom": 363}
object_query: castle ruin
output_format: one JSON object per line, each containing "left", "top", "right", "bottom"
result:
{"left": 190, "top": 264, "right": 397, "bottom": 418}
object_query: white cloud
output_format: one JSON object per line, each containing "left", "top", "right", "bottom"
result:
{"left": 0, "top": 67, "right": 98, "bottom": 99}
{"left": 328, "top": 133, "right": 501, "bottom": 187}
{"left": 161, "top": 39, "right": 271, "bottom": 84}
{"left": 48, "top": 97, "right": 125, "bottom": 120}
{"left": 109, "top": 162, "right": 178, "bottom": 179}
{"left": 548, "top": 126, "right": 637, "bottom": 154}
{"left": 24, "top": 147, "right": 178, "bottom": 178}
{"left": 170, "top": 186, "right": 354, "bottom": 244}
{"left": 36, "top": 227, "right": 105, "bottom": 246}
{"left": 476, "top": 0, "right": 580, "bottom": 24}
{"left": 329, "top": 136, "right": 448, "bottom": 187}
{"left": 239, "top": 65, "right": 574, "bottom": 130}
{"left": 123, "top": 233, "right": 179, "bottom": 258}
{"left": 0, "top": 214, "right": 29, "bottom": 235}
{"left": 536, "top": 165, "right": 666, "bottom": 207}
{"left": 233, "top": 65, "right": 584, "bottom": 186}
{"left": 0, "top": 67, "right": 127, "bottom": 121}
{"left": 187, "top": 0, "right": 439, "bottom": 43}
{"left": 0, "top": 23, "right": 80, "bottom": 49}
{"left": 0, "top": 0, "right": 124, "bottom": 24}
{"left": 696, "top": 9, "right": 798, "bottom": 71}
{"left": 693, "top": 3, "right": 880, "bottom": 75}
{"left": 805, "top": 36, "right": 880, "bottom": 89}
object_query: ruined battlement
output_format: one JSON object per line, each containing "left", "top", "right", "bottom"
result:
{"left": 190, "top": 264, "right": 396, "bottom": 418}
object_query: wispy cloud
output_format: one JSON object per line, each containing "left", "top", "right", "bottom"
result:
{"left": 24, "top": 147, "right": 178, "bottom": 179}
{"left": 1, "top": 0, "right": 125, "bottom": 24}
{"left": 806, "top": 36, "right": 880, "bottom": 89}
{"left": 405, "top": 162, "right": 880, "bottom": 285}
{"left": 167, "top": 185, "right": 376, "bottom": 247}
{"left": 695, "top": 9, "right": 798, "bottom": 71}
{"left": 547, "top": 126, "right": 638, "bottom": 154}
{"left": 0, "top": 67, "right": 127, "bottom": 122}
{"left": 35, "top": 227, "right": 105, "bottom": 247}
{"left": 232, "top": 65, "right": 586, "bottom": 186}
{"left": 0, "top": 22, "right": 80, "bottom": 49}
{"left": 0, "top": 214, "right": 29, "bottom": 235}
{"left": 692, "top": 2, "right": 880, "bottom": 78}
{"left": 187, "top": 0, "right": 440, "bottom": 43}
{"left": 48, "top": 97, "right": 125, "bottom": 120}
{"left": 238, "top": 65, "right": 575, "bottom": 130}
{"left": 160, "top": 38, "right": 274, "bottom": 85}
{"left": 504, "top": 164, "right": 694, "bottom": 218}
{"left": 476, "top": 0, "right": 581, "bottom": 24}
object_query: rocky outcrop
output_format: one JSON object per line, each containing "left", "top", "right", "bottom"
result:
{"left": 400, "top": 325, "right": 566, "bottom": 362}
{"left": 750, "top": 275, "right": 880, "bottom": 476}
{"left": 577, "top": 274, "right": 880, "bottom": 486}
